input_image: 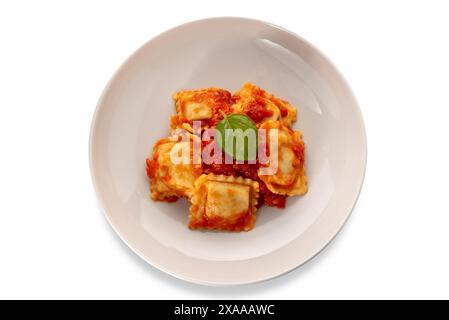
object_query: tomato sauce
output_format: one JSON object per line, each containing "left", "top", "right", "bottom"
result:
{"left": 189, "top": 210, "right": 255, "bottom": 231}
{"left": 173, "top": 90, "right": 235, "bottom": 129}
{"left": 245, "top": 97, "right": 273, "bottom": 123}
{"left": 196, "top": 89, "right": 235, "bottom": 128}
{"left": 278, "top": 105, "right": 289, "bottom": 117}
{"left": 146, "top": 158, "right": 157, "bottom": 179}
{"left": 291, "top": 140, "right": 305, "bottom": 168}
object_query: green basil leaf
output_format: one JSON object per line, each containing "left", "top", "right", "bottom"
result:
{"left": 216, "top": 112, "right": 258, "bottom": 161}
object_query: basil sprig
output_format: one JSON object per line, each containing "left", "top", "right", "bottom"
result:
{"left": 216, "top": 111, "right": 258, "bottom": 161}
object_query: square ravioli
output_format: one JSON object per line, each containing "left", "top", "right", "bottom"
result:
{"left": 189, "top": 174, "right": 259, "bottom": 231}
{"left": 146, "top": 136, "right": 201, "bottom": 201}
{"left": 171, "top": 88, "right": 234, "bottom": 129}
{"left": 232, "top": 83, "right": 297, "bottom": 127}
{"left": 257, "top": 120, "right": 308, "bottom": 196}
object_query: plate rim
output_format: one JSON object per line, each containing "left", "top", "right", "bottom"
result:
{"left": 89, "top": 16, "right": 367, "bottom": 286}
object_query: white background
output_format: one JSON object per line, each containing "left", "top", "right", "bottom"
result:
{"left": 1, "top": 0, "right": 448, "bottom": 300}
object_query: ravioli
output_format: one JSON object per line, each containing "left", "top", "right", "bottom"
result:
{"left": 257, "top": 120, "right": 308, "bottom": 196}
{"left": 146, "top": 84, "right": 308, "bottom": 232}
{"left": 232, "top": 83, "right": 297, "bottom": 127}
{"left": 188, "top": 174, "right": 259, "bottom": 231}
{"left": 146, "top": 136, "right": 201, "bottom": 201}
{"left": 171, "top": 88, "right": 234, "bottom": 129}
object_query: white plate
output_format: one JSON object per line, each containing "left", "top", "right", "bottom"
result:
{"left": 89, "top": 17, "right": 366, "bottom": 285}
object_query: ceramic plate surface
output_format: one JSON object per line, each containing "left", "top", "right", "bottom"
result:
{"left": 89, "top": 17, "right": 366, "bottom": 285}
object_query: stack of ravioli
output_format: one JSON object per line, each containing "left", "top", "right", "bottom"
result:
{"left": 146, "top": 83, "right": 308, "bottom": 232}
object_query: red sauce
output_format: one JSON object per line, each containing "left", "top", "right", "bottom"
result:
{"left": 279, "top": 105, "right": 289, "bottom": 117}
{"left": 259, "top": 182, "right": 286, "bottom": 208}
{"left": 146, "top": 158, "right": 157, "bottom": 179}
{"left": 194, "top": 89, "right": 235, "bottom": 128}
{"left": 291, "top": 140, "right": 305, "bottom": 168}
{"left": 245, "top": 97, "right": 273, "bottom": 123}
{"left": 189, "top": 210, "right": 255, "bottom": 231}
{"left": 206, "top": 102, "right": 234, "bottom": 127}
{"left": 174, "top": 90, "right": 235, "bottom": 129}
{"left": 192, "top": 89, "right": 232, "bottom": 105}
{"left": 163, "top": 195, "right": 180, "bottom": 203}
{"left": 269, "top": 95, "right": 289, "bottom": 118}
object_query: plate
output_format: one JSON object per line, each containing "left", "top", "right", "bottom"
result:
{"left": 89, "top": 17, "right": 366, "bottom": 285}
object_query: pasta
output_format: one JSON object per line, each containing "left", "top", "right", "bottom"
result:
{"left": 232, "top": 83, "right": 297, "bottom": 127}
{"left": 146, "top": 135, "right": 202, "bottom": 201}
{"left": 170, "top": 88, "right": 234, "bottom": 130}
{"left": 146, "top": 83, "right": 308, "bottom": 232}
{"left": 189, "top": 174, "right": 259, "bottom": 231}
{"left": 257, "top": 120, "right": 308, "bottom": 196}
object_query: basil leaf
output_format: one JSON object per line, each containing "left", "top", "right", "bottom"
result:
{"left": 216, "top": 112, "right": 258, "bottom": 161}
